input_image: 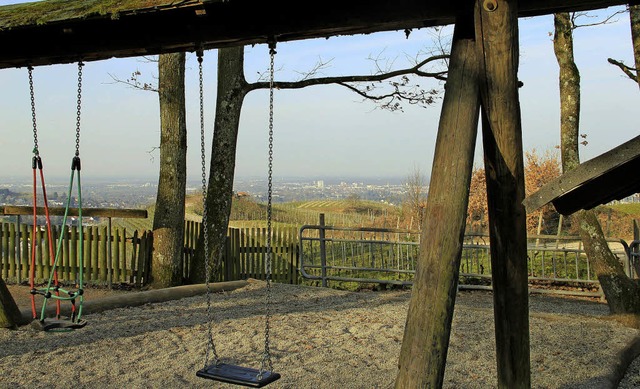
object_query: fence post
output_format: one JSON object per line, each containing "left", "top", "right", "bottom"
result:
{"left": 131, "top": 230, "right": 139, "bottom": 286}
{"left": 99, "top": 226, "right": 108, "bottom": 283}
{"left": 319, "top": 213, "right": 327, "bottom": 288}
{"left": 107, "top": 217, "right": 112, "bottom": 288}
{"left": 113, "top": 228, "right": 120, "bottom": 283}
{"left": 15, "top": 216, "right": 21, "bottom": 282}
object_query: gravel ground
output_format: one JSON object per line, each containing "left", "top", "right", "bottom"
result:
{"left": 1, "top": 281, "right": 639, "bottom": 388}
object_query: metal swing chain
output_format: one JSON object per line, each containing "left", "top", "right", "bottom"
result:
{"left": 28, "top": 66, "right": 39, "bottom": 156}
{"left": 199, "top": 50, "right": 219, "bottom": 368}
{"left": 75, "top": 62, "right": 84, "bottom": 158}
{"left": 260, "top": 39, "right": 277, "bottom": 378}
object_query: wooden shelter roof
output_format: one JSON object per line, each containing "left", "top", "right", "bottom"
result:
{"left": 0, "top": 0, "right": 630, "bottom": 69}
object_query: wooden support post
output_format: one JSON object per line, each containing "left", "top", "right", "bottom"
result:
{"left": 394, "top": 3, "right": 481, "bottom": 387}
{"left": 476, "top": 0, "right": 531, "bottom": 387}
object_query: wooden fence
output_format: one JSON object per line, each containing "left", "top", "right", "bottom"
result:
{"left": 0, "top": 221, "right": 152, "bottom": 286}
{"left": 1, "top": 219, "right": 299, "bottom": 287}
{"left": 182, "top": 221, "right": 300, "bottom": 284}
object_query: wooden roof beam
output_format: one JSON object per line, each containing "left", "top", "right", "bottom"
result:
{"left": 0, "top": 0, "right": 630, "bottom": 69}
{"left": 523, "top": 135, "right": 640, "bottom": 215}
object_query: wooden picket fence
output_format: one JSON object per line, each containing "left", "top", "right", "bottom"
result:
{"left": 0, "top": 221, "right": 152, "bottom": 286}
{"left": 1, "top": 219, "right": 300, "bottom": 287}
{"left": 182, "top": 221, "right": 300, "bottom": 285}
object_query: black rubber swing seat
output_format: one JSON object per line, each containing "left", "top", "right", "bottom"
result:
{"left": 196, "top": 363, "right": 281, "bottom": 387}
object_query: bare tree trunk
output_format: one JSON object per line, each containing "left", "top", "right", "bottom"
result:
{"left": 190, "top": 46, "right": 249, "bottom": 283}
{"left": 631, "top": 5, "right": 640, "bottom": 89}
{"left": 0, "top": 277, "right": 20, "bottom": 328}
{"left": 395, "top": 5, "right": 480, "bottom": 387}
{"left": 151, "top": 52, "right": 187, "bottom": 288}
{"left": 477, "top": 1, "right": 531, "bottom": 387}
{"left": 554, "top": 12, "right": 640, "bottom": 314}
{"left": 553, "top": 13, "right": 581, "bottom": 170}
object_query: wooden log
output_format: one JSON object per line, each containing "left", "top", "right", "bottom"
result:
{"left": 475, "top": 0, "right": 531, "bottom": 387}
{"left": 394, "top": 4, "right": 481, "bottom": 387}
{"left": 2, "top": 206, "right": 147, "bottom": 219}
{"left": 17, "top": 280, "right": 251, "bottom": 326}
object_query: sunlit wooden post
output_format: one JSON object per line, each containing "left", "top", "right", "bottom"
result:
{"left": 395, "top": 3, "right": 481, "bottom": 387}
{"left": 476, "top": 0, "right": 531, "bottom": 387}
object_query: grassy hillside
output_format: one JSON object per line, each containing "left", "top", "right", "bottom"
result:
{"left": 103, "top": 192, "right": 640, "bottom": 242}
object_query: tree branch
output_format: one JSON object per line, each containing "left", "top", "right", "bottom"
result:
{"left": 107, "top": 70, "right": 159, "bottom": 93}
{"left": 247, "top": 53, "right": 449, "bottom": 111}
{"left": 607, "top": 58, "right": 638, "bottom": 82}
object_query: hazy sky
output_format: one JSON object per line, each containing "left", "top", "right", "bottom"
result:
{"left": 0, "top": 2, "right": 638, "bottom": 184}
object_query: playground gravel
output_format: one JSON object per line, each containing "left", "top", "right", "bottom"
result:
{"left": 1, "top": 280, "right": 639, "bottom": 389}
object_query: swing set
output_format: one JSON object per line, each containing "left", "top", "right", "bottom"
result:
{"left": 22, "top": 40, "right": 283, "bottom": 384}
{"left": 27, "top": 61, "right": 87, "bottom": 332}
{"left": 194, "top": 41, "right": 281, "bottom": 387}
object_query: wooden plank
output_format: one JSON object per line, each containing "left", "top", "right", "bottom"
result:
{"left": 0, "top": 0, "right": 628, "bottom": 69}
{"left": 2, "top": 206, "right": 147, "bottom": 219}
{"left": 523, "top": 135, "right": 640, "bottom": 214}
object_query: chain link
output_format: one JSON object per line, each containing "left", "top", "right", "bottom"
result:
{"left": 28, "top": 66, "right": 39, "bottom": 156}
{"left": 75, "top": 62, "right": 84, "bottom": 157}
{"left": 260, "top": 40, "right": 277, "bottom": 378}
{"left": 198, "top": 50, "right": 219, "bottom": 368}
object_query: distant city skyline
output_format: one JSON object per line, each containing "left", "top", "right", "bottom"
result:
{"left": 0, "top": 2, "right": 638, "bottom": 185}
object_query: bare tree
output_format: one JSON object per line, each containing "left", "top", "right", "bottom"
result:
{"left": 190, "top": 42, "right": 449, "bottom": 283}
{"left": 608, "top": 5, "right": 640, "bottom": 88}
{"left": 554, "top": 12, "right": 640, "bottom": 314}
{"left": 150, "top": 53, "right": 187, "bottom": 287}
{"left": 402, "top": 165, "right": 428, "bottom": 231}
{"left": 109, "top": 54, "right": 187, "bottom": 288}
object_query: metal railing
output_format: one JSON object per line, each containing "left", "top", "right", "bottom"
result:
{"left": 299, "top": 223, "right": 632, "bottom": 297}
{"left": 299, "top": 223, "right": 419, "bottom": 287}
{"left": 628, "top": 240, "right": 640, "bottom": 279}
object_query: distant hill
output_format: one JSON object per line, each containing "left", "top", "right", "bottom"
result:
{"left": 104, "top": 192, "right": 640, "bottom": 242}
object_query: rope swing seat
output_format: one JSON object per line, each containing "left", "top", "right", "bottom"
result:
{"left": 195, "top": 41, "right": 281, "bottom": 387}
{"left": 27, "top": 62, "right": 87, "bottom": 332}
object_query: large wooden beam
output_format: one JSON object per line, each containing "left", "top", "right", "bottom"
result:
{"left": 0, "top": 0, "right": 629, "bottom": 69}
{"left": 476, "top": 0, "right": 531, "bottom": 387}
{"left": 395, "top": 3, "right": 481, "bottom": 387}
{"left": 523, "top": 134, "right": 640, "bottom": 215}
{"left": 2, "top": 206, "right": 148, "bottom": 218}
